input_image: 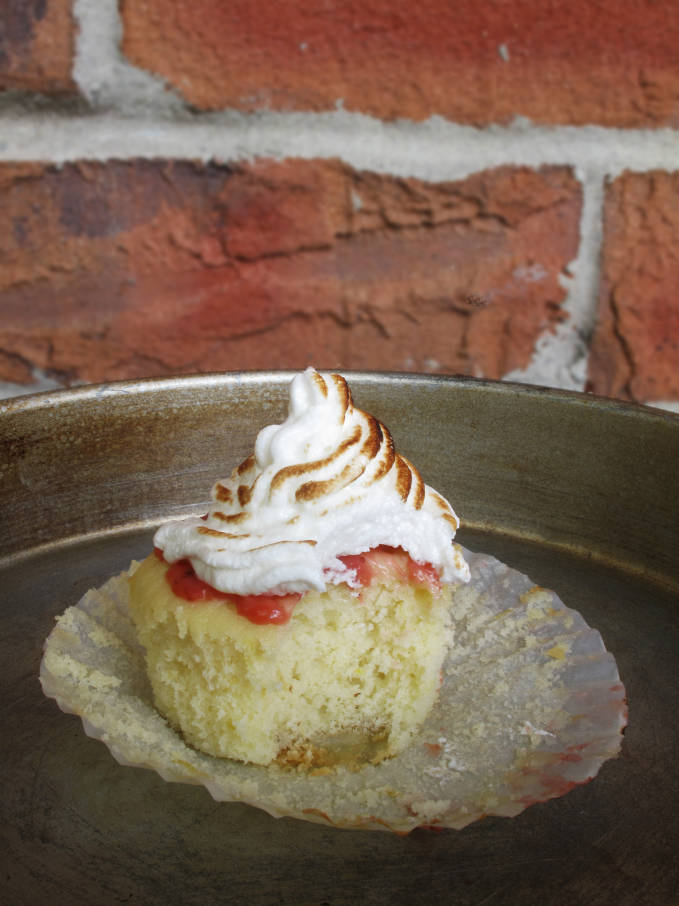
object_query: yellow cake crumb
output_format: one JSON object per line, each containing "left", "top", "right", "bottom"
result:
{"left": 128, "top": 553, "right": 453, "bottom": 767}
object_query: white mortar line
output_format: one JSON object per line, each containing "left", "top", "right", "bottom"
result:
{"left": 504, "top": 166, "right": 605, "bottom": 392}
{"left": 72, "top": 0, "right": 185, "bottom": 114}
{"left": 649, "top": 401, "right": 679, "bottom": 414}
{"left": 0, "top": 370, "right": 65, "bottom": 400}
{"left": 0, "top": 111, "right": 678, "bottom": 180}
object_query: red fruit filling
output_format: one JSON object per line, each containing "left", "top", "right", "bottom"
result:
{"left": 154, "top": 543, "right": 440, "bottom": 625}
{"left": 339, "top": 545, "right": 441, "bottom": 594}
{"left": 154, "top": 548, "right": 301, "bottom": 625}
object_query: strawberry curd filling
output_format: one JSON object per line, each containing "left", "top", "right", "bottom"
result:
{"left": 155, "top": 545, "right": 441, "bottom": 625}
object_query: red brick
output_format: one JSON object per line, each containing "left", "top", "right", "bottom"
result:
{"left": 588, "top": 172, "right": 679, "bottom": 403}
{"left": 0, "top": 159, "right": 581, "bottom": 386}
{"left": 121, "top": 0, "right": 679, "bottom": 127}
{"left": 0, "top": 0, "right": 76, "bottom": 94}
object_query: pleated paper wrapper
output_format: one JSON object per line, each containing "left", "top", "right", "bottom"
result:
{"left": 40, "top": 549, "right": 627, "bottom": 833}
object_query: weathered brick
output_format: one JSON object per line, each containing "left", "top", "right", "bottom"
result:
{"left": 0, "top": 0, "right": 75, "bottom": 94}
{"left": 0, "top": 158, "right": 581, "bottom": 385}
{"left": 121, "top": 0, "right": 679, "bottom": 127}
{"left": 588, "top": 171, "right": 679, "bottom": 403}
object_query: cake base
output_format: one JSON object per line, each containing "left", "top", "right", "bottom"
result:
{"left": 127, "top": 553, "right": 453, "bottom": 767}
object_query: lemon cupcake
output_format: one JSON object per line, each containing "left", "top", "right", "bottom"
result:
{"left": 128, "top": 368, "right": 469, "bottom": 767}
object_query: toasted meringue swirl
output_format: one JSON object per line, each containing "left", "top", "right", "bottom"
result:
{"left": 154, "top": 368, "right": 470, "bottom": 595}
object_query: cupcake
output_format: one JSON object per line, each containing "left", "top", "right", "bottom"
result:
{"left": 128, "top": 368, "right": 470, "bottom": 767}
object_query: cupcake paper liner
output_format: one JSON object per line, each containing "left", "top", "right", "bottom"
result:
{"left": 39, "top": 549, "right": 627, "bottom": 833}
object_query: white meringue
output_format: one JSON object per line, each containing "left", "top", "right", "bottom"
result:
{"left": 154, "top": 368, "right": 470, "bottom": 595}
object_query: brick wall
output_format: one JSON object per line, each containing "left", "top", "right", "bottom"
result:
{"left": 1, "top": 0, "right": 678, "bottom": 408}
